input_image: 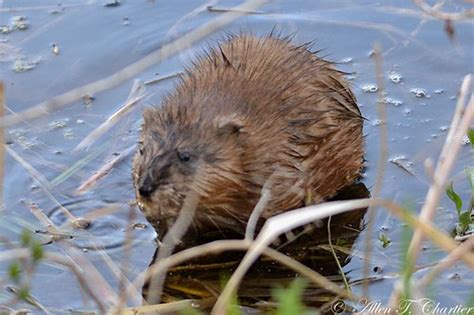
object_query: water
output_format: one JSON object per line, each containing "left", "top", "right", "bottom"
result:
{"left": 1, "top": 0, "right": 473, "bottom": 313}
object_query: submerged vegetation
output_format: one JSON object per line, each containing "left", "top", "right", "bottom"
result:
{"left": 446, "top": 129, "right": 474, "bottom": 239}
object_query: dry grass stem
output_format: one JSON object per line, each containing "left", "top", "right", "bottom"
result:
{"left": 146, "top": 191, "right": 201, "bottom": 304}
{"left": 144, "top": 72, "right": 183, "bottom": 86}
{"left": 212, "top": 198, "right": 373, "bottom": 314}
{"left": 115, "top": 206, "right": 137, "bottom": 312}
{"left": 0, "top": 248, "right": 107, "bottom": 313}
{"left": 129, "top": 239, "right": 360, "bottom": 307}
{"left": 381, "top": 200, "right": 474, "bottom": 267}
{"left": 89, "top": 243, "right": 144, "bottom": 307}
{"left": 407, "top": 75, "right": 472, "bottom": 264}
{"left": 0, "top": 0, "right": 269, "bottom": 128}
{"left": 75, "top": 81, "right": 146, "bottom": 151}
{"left": 407, "top": 1, "right": 445, "bottom": 40}
{"left": 19, "top": 213, "right": 124, "bottom": 309}
{"left": 60, "top": 246, "right": 120, "bottom": 308}
{"left": 245, "top": 187, "right": 271, "bottom": 240}
{"left": 166, "top": 1, "right": 219, "bottom": 38}
{"left": 327, "top": 216, "right": 350, "bottom": 290}
{"left": 207, "top": 5, "right": 265, "bottom": 14}
{"left": 7, "top": 286, "right": 51, "bottom": 314}
{"left": 213, "top": 196, "right": 474, "bottom": 314}
{"left": 387, "top": 74, "right": 472, "bottom": 307}
{"left": 0, "top": 81, "right": 4, "bottom": 209}
{"left": 363, "top": 42, "right": 388, "bottom": 298}
{"left": 45, "top": 252, "right": 108, "bottom": 314}
{"left": 72, "top": 204, "right": 123, "bottom": 223}
{"left": 120, "top": 298, "right": 216, "bottom": 315}
{"left": 417, "top": 236, "right": 474, "bottom": 288}
{"left": 75, "top": 145, "right": 136, "bottom": 195}
{"left": 8, "top": 149, "right": 78, "bottom": 222}
{"left": 6, "top": 147, "right": 51, "bottom": 191}
{"left": 24, "top": 200, "right": 129, "bottom": 309}
{"left": 413, "top": 0, "right": 474, "bottom": 20}
{"left": 0, "top": 3, "right": 94, "bottom": 13}
{"left": 23, "top": 200, "right": 74, "bottom": 243}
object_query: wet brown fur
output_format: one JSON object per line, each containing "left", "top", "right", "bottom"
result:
{"left": 132, "top": 34, "right": 364, "bottom": 236}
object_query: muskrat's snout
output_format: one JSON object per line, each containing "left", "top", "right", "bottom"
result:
{"left": 135, "top": 157, "right": 173, "bottom": 199}
{"left": 137, "top": 173, "right": 158, "bottom": 199}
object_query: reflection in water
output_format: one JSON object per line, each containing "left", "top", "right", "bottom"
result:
{"left": 143, "top": 182, "right": 369, "bottom": 313}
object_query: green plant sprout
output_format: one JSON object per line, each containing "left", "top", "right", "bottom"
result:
{"left": 445, "top": 128, "right": 474, "bottom": 238}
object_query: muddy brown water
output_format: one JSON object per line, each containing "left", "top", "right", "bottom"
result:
{"left": 1, "top": 0, "right": 473, "bottom": 314}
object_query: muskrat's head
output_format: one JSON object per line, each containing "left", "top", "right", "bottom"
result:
{"left": 132, "top": 104, "right": 250, "bottom": 229}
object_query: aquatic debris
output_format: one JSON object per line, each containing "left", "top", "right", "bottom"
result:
{"left": 461, "top": 135, "right": 471, "bottom": 146}
{"left": 0, "top": 25, "right": 11, "bottom": 34}
{"left": 371, "top": 119, "right": 384, "bottom": 126}
{"left": 339, "top": 57, "right": 353, "bottom": 64}
{"left": 378, "top": 233, "right": 391, "bottom": 248}
{"left": 346, "top": 75, "right": 356, "bottom": 81}
{"left": 122, "top": 17, "right": 130, "bottom": 26}
{"left": 132, "top": 222, "right": 147, "bottom": 230}
{"left": 12, "top": 56, "right": 42, "bottom": 72}
{"left": 389, "top": 155, "right": 416, "bottom": 177}
{"left": 448, "top": 273, "right": 461, "bottom": 281}
{"left": 83, "top": 94, "right": 95, "bottom": 106}
{"left": 11, "top": 16, "right": 29, "bottom": 31}
{"left": 8, "top": 129, "right": 37, "bottom": 149}
{"left": 48, "top": 119, "right": 69, "bottom": 129}
{"left": 207, "top": 5, "right": 265, "bottom": 14}
{"left": 439, "top": 125, "right": 449, "bottom": 132}
{"left": 0, "top": 43, "right": 21, "bottom": 62}
{"left": 373, "top": 266, "right": 383, "bottom": 273}
{"left": 402, "top": 108, "right": 412, "bottom": 115}
{"left": 410, "top": 88, "right": 430, "bottom": 98}
{"left": 434, "top": 89, "right": 444, "bottom": 94}
{"left": 388, "top": 71, "right": 402, "bottom": 83}
{"left": 383, "top": 97, "right": 403, "bottom": 106}
{"left": 144, "top": 71, "right": 182, "bottom": 85}
{"left": 362, "top": 84, "right": 378, "bottom": 93}
{"left": 63, "top": 128, "right": 75, "bottom": 139}
{"left": 51, "top": 44, "right": 60, "bottom": 55}
{"left": 104, "top": 0, "right": 120, "bottom": 7}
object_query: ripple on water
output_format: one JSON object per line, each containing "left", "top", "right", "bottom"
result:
{"left": 46, "top": 199, "right": 155, "bottom": 252}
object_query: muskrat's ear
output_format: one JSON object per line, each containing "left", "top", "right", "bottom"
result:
{"left": 216, "top": 115, "right": 245, "bottom": 137}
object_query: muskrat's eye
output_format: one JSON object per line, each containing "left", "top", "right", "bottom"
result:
{"left": 178, "top": 151, "right": 191, "bottom": 162}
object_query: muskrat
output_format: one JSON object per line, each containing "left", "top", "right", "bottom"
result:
{"left": 132, "top": 34, "right": 364, "bottom": 238}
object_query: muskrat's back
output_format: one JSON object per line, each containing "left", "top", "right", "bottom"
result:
{"left": 133, "top": 35, "right": 364, "bottom": 235}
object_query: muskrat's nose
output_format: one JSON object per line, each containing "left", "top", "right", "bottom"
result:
{"left": 138, "top": 176, "right": 156, "bottom": 198}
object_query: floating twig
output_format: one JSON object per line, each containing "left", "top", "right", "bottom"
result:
{"left": 75, "top": 81, "right": 146, "bottom": 151}
{"left": 144, "top": 72, "right": 183, "bottom": 86}
{"left": 207, "top": 5, "right": 265, "bottom": 14}
{"left": 75, "top": 145, "right": 136, "bottom": 195}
